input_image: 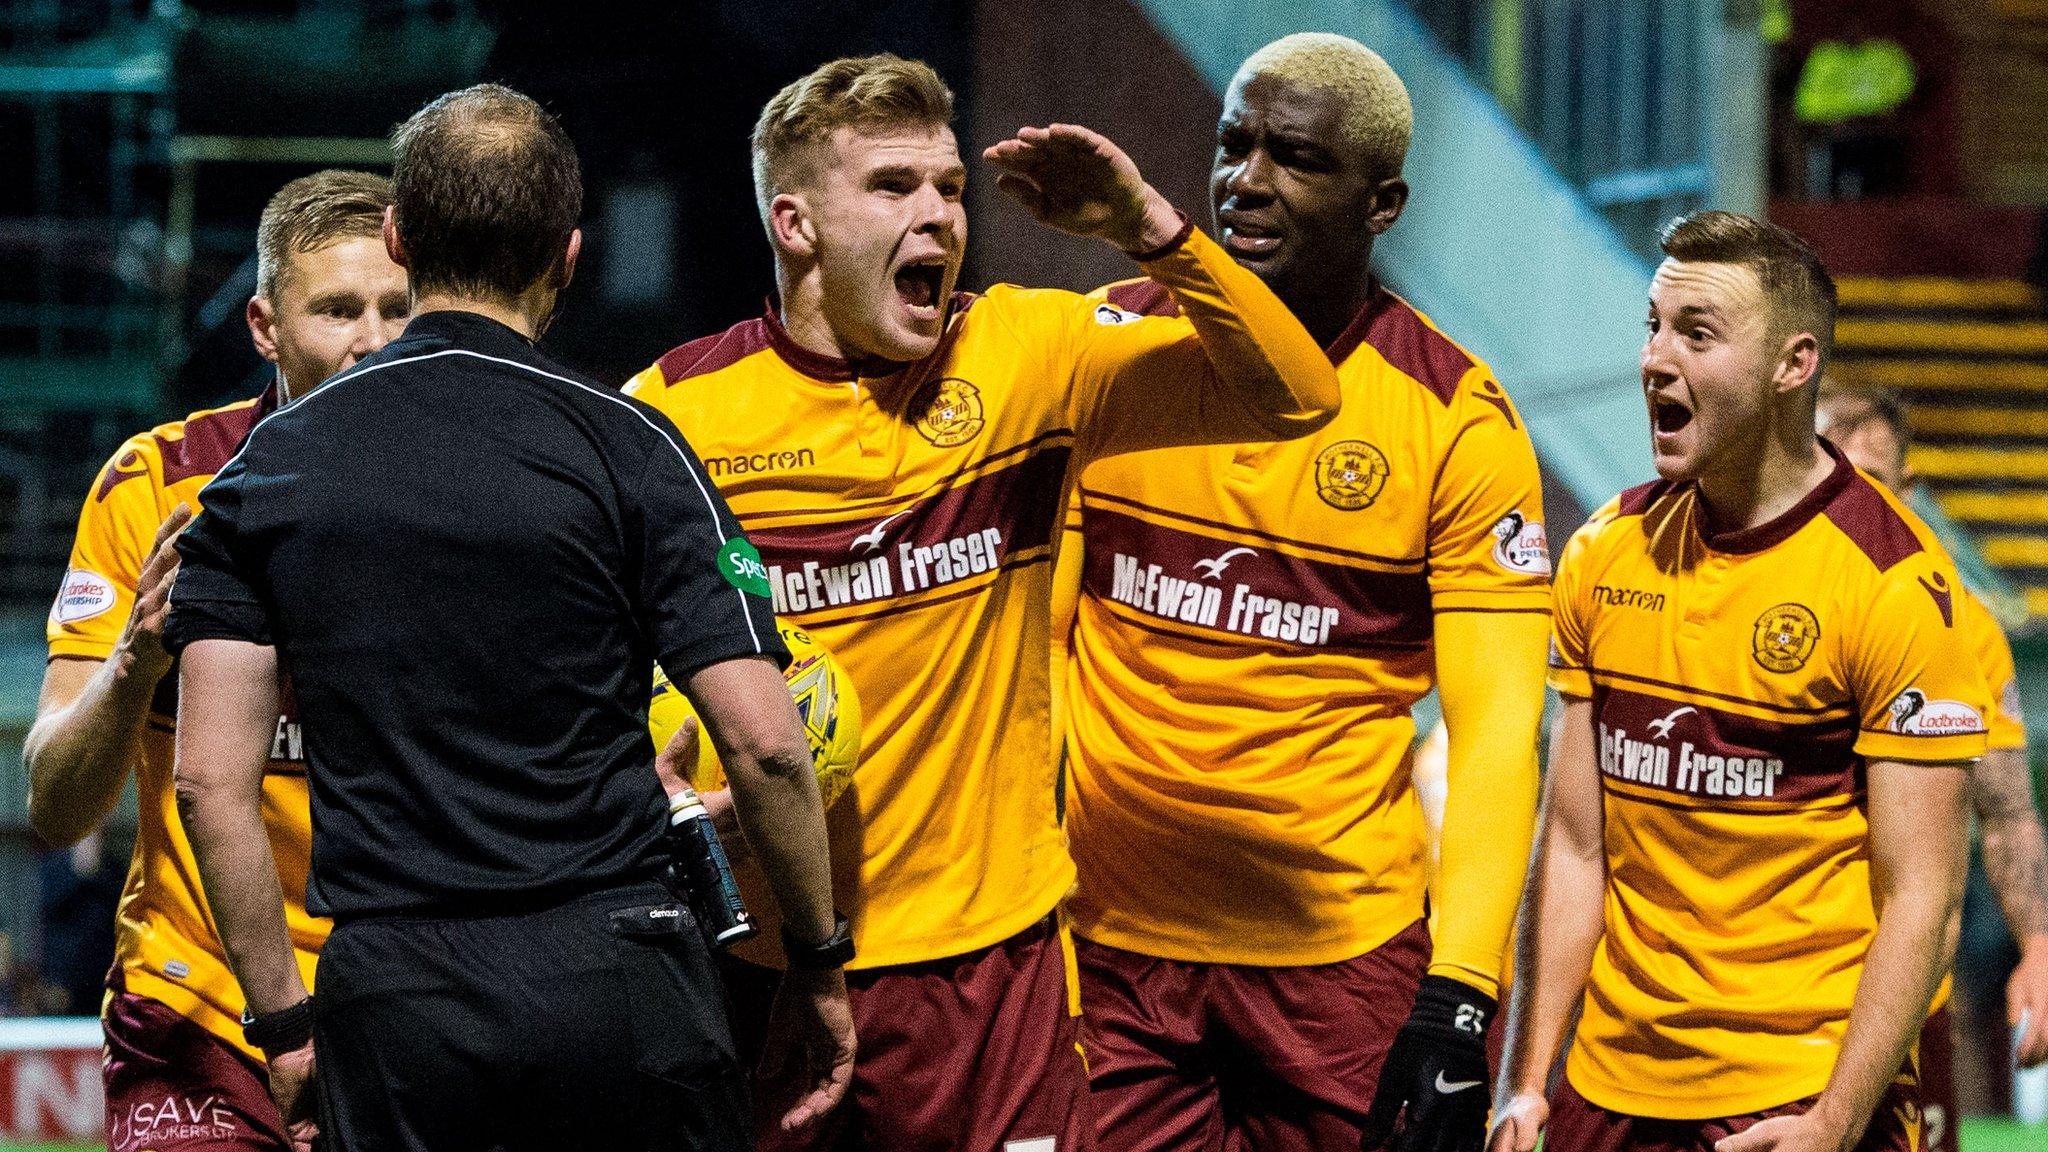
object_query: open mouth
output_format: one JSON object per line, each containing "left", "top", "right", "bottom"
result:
{"left": 1652, "top": 395, "right": 1694, "bottom": 436}
{"left": 1219, "top": 214, "right": 1283, "bottom": 258}
{"left": 893, "top": 260, "right": 946, "bottom": 319}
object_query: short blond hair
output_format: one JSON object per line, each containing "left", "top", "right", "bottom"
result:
{"left": 1234, "top": 33, "right": 1412, "bottom": 177}
{"left": 750, "top": 54, "right": 955, "bottom": 224}
{"left": 255, "top": 169, "right": 394, "bottom": 298}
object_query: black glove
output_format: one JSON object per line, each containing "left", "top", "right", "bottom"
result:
{"left": 1359, "top": 974, "right": 1495, "bottom": 1152}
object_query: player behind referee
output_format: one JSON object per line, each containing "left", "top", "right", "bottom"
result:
{"left": 166, "top": 84, "right": 849, "bottom": 1151}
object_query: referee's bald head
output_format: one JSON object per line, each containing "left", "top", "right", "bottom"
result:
{"left": 390, "top": 84, "right": 582, "bottom": 304}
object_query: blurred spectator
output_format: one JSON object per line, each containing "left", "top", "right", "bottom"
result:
{"left": 1772, "top": 2, "right": 1962, "bottom": 200}
{"left": 35, "top": 833, "right": 123, "bottom": 1016}
{"left": 1794, "top": 36, "right": 1915, "bottom": 198}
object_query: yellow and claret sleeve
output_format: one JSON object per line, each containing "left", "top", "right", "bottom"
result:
{"left": 47, "top": 435, "right": 162, "bottom": 661}
{"left": 1426, "top": 391, "right": 1551, "bottom": 996}
{"left": 621, "top": 361, "right": 667, "bottom": 402}
{"left": 1848, "top": 550, "right": 1992, "bottom": 764}
{"left": 1545, "top": 514, "right": 1608, "bottom": 699}
{"left": 1963, "top": 590, "right": 2028, "bottom": 751}
{"left": 1049, "top": 491, "right": 1086, "bottom": 778}
{"left": 1428, "top": 382, "right": 1551, "bottom": 611}
{"left": 1429, "top": 609, "right": 1547, "bottom": 997}
{"left": 1065, "top": 227, "right": 1339, "bottom": 463}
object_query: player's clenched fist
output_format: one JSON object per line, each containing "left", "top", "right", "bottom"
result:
{"left": 1361, "top": 975, "right": 1497, "bottom": 1152}
{"left": 983, "top": 124, "right": 1182, "bottom": 255}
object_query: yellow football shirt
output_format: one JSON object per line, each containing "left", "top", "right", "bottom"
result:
{"left": 1548, "top": 443, "right": 1989, "bottom": 1118}
{"left": 1928, "top": 586, "right": 2027, "bottom": 1014}
{"left": 1965, "top": 586, "right": 2026, "bottom": 754}
{"left": 626, "top": 227, "right": 1338, "bottom": 968}
{"left": 47, "top": 390, "right": 325, "bottom": 1063}
{"left": 1060, "top": 280, "right": 1549, "bottom": 968}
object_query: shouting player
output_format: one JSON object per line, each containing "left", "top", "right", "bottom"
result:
{"left": 25, "top": 171, "right": 407, "bottom": 1152}
{"left": 626, "top": 54, "right": 1340, "bottom": 1151}
{"left": 1818, "top": 383, "right": 2048, "bottom": 1150}
{"left": 1053, "top": 33, "right": 1547, "bottom": 1152}
{"left": 1492, "top": 211, "right": 1986, "bottom": 1152}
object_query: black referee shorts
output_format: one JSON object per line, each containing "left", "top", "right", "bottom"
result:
{"left": 312, "top": 882, "right": 748, "bottom": 1151}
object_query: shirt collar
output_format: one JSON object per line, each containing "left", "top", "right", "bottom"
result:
{"left": 759, "top": 298, "right": 977, "bottom": 384}
{"left": 1695, "top": 437, "right": 1855, "bottom": 555}
{"left": 1323, "top": 283, "right": 1396, "bottom": 363}
{"left": 396, "top": 308, "right": 541, "bottom": 359}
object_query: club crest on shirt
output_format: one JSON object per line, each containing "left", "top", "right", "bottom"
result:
{"left": 915, "top": 377, "right": 984, "bottom": 448}
{"left": 1751, "top": 602, "right": 1820, "bottom": 673}
{"left": 1093, "top": 302, "right": 1142, "bottom": 326}
{"left": 1490, "top": 510, "right": 1551, "bottom": 576}
{"left": 1885, "top": 688, "right": 1986, "bottom": 736}
{"left": 1313, "top": 440, "right": 1389, "bottom": 510}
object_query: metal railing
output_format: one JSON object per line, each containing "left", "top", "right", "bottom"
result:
{"left": 1407, "top": 0, "right": 1764, "bottom": 262}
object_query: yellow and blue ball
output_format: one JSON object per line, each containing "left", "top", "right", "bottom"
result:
{"left": 649, "top": 619, "right": 861, "bottom": 808}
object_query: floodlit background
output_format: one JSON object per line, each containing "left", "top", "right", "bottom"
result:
{"left": 2, "top": 0, "right": 2046, "bottom": 1146}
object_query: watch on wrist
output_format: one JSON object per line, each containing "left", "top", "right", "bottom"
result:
{"left": 241, "top": 995, "right": 315, "bottom": 1058}
{"left": 782, "top": 912, "right": 855, "bottom": 970}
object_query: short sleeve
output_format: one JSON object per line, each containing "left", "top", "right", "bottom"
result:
{"left": 1546, "top": 517, "right": 1605, "bottom": 699}
{"left": 1428, "top": 385, "right": 1552, "bottom": 613}
{"left": 1845, "top": 553, "right": 1991, "bottom": 763}
{"left": 47, "top": 437, "right": 161, "bottom": 660}
{"left": 1962, "top": 590, "right": 2027, "bottom": 751}
{"left": 164, "top": 454, "right": 273, "bottom": 653}
{"left": 621, "top": 362, "right": 665, "bottom": 402}
{"left": 631, "top": 414, "right": 789, "bottom": 679}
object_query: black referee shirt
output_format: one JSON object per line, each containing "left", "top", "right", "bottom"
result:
{"left": 164, "top": 310, "right": 787, "bottom": 921}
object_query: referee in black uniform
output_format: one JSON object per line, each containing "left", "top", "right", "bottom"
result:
{"left": 166, "top": 85, "right": 852, "bottom": 1151}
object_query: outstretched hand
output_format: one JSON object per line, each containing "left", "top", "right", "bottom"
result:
{"left": 1712, "top": 1109, "right": 1851, "bottom": 1152}
{"left": 121, "top": 503, "right": 194, "bottom": 683}
{"left": 759, "top": 968, "right": 857, "bottom": 1133}
{"left": 654, "top": 715, "right": 746, "bottom": 860}
{"left": 983, "top": 124, "right": 1181, "bottom": 255}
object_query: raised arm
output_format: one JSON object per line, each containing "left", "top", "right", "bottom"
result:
{"left": 1488, "top": 695, "right": 1609, "bottom": 1152}
{"left": 984, "top": 123, "right": 1339, "bottom": 455}
{"left": 27, "top": 503, "right": 192, "bottom": 845}
{"left": 1716, "top": 759, "right": 1969, "bottom": 1152}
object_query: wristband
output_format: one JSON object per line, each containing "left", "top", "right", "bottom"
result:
{"left": 241, "top": 995, "right": 315, "bottom": 1058}
{"left": 782, "top": 912, "right": 855, "bottom": 970}
{"left": 1126, "top": 210, "right": 1193, "bottom": 262}
{"left": 1407, "top": 973, "right": 1496, "bottom": 1045}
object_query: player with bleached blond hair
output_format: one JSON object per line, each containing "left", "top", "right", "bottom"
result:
{"left": 626, "top": 52, "right": 1341, "bottom": 1151}
{"left": 1053, "top": 31, "right": 1549, "bottom": 1152}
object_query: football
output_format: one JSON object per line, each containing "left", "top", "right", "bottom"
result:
{"left": 649, "top": 619, "right": 862, "bottom": 808}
